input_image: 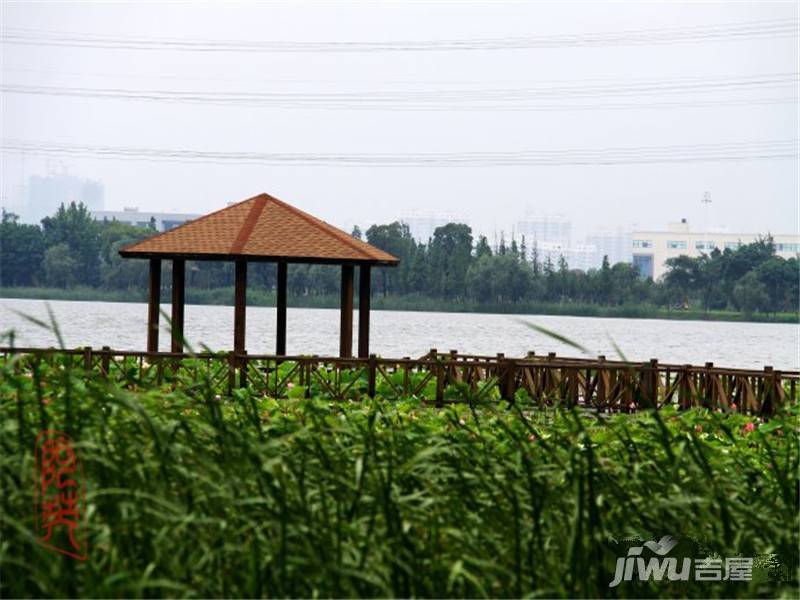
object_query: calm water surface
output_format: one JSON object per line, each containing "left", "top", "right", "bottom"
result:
{"left": 1, "top": 298, "right": 797, "bottom": 370}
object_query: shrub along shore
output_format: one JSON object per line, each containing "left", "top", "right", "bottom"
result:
{"left": 1, "top": 286, "right": 797, "bottom": 324}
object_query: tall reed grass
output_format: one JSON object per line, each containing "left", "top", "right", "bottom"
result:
{"left": 1, "top": 351, "right": 797, "bottom": 598}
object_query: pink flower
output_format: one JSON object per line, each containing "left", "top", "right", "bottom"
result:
{"left": 730, "top": 403, "right": 737, "bottom": 412}
{"left": 742, "top": 422, "right": 756, "bottom": 434}
{"left": 627, "top": 402, "right": 636, "bottom": 410}
{"left": 41, "top": 398, "right": 51, "bottom": 405}
{"left": 287, "top": 382, "right": 295, "bottom": 389}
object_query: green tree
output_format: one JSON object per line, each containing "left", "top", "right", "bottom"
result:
{"left": 366, "top": 222, "right": 417, "bottom": 296}
{"left": 465, "top": 255, "right": 495, "bottom": 303}
{"left": 475, "top": 236, "right": 492, "bottom": 260}
{"left": 101, "top": 240, "right": 149, "bottom": 290}
{"left": 662, "top": 255, "right": 700, "bottom": 307}
{"left": 754, "top": 257, "right": 796, "bottom": 313}
{"left": 427, "top": 223, "right": 473, "bottom": 299}
{"left": 42, "top": 243, "right": 80, "bottom": 288}
{"left": 733, "top": 272, "right": 770, "bottom": 315}
{"left": 41, "top": 202, "right": 102, "bottom": 286}
{"left": 0, "top": 210, "right": 45, "bottom": 286}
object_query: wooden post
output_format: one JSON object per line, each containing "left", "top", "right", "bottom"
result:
{"left": 228, "top": 351, "right": 235, "bottom": 395}
{"left": 704, "top": 362, "right": 714, "bottom": 407}
{"left": 763, "top": 366, "right": 774, "bottom": 414}
{"left": 368, "top": 353, "right": 377, "bottom": 398}
{"left": 680, "top": 365, "right": 692, "bottom": 409}
{"left": 435, "top": 362, "right": 444, "bottom": 407}
{"left": 239, "top": 350, "right": 248, "bottom": 388}
{"left": 358, "top": 264, "right": 371, "bottom": 358}
{"left": 648, "top": 359, "right": 659, "bottom": 407}
{"left": 276, "top": 261, "right": 287, "bottom": 356}
{"left": 339, "top": 265, "right": 354, "bottom": 357}
{"left": 147, "top": 258, "right": 161, "bottom": 352}
{"left": 101, "top": 345, "right": 110, "bottom": 378}
{"left": 171, "top": 259, "right": 185, "bottom": 353}
{"left": 234, "top": 260, "right": 247, "bottom": 354}
{"left": 505, "top": 360, "right": 518, "bottom": 403}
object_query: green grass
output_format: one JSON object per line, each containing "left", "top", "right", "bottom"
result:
{"left": 1, "top": 352, "right": 797, "bottom": 598}
{"left": 2, "top": 286, "right": 797, "bottom": 324}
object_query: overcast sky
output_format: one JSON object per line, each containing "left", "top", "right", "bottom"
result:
{"left": 1, "top": 1, "right": 798, "bottom": 240}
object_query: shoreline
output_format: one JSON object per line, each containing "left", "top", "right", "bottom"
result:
{"left": 2, "top": 286, "right": 797, "bottom": 324}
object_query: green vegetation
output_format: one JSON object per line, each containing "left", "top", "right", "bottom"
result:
{"left": 1, "top": 352, "right": 797, "bottom": 598}
{"left": 2, "top": 204, "right": 798, "bottom": 322}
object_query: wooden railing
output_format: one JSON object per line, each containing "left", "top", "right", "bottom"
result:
{"left": 2, "top": 346, "right": 797, "bottom": 415}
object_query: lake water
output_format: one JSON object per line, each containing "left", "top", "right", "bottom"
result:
{"left": 1, "top": 298, "right": 797, "bottom": 370}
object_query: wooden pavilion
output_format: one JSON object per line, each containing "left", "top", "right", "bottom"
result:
{"left": 119, "top": 193, "right": 399, "bottom": 357}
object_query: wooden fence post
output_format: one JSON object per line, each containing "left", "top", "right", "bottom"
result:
{"left": 227, "top": 351, "right": 236, "bottom": 395}
{"left": 762, "top": 366, "right": 774, "bottom": 415}
{"left": 567, "top": 367, "right": 579, "bottom": 406}
{"left": 704, "top": 362, "right": 714, "bottom": 408}
{"left": 239, "top": 350, "right": 248, "bottom": 389}
{"left": 648, "top": 358, "right": 659, "bottom": 407}
{"left": 368, "top": 354, "right": 377, "bottom": 398}
{"left": 83, "top": 346, "right": 92, "bottom": 371}
{"left": 435, "top": 361, "right": 444, "bottom": 407}
{"left": 101, "top": 346, "right": 110, "bottom": 378}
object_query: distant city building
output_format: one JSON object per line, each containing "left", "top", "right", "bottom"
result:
{"left": 562, "top": 243, "right": 599, "bottom": 272}
{"left": 22, "top": 173, "right": 104, "bottom": 223}
{"left": 516, "top": 214, "right": 572, "bottom": 250}
{"left": 91, "top": 208, "right": 200, "bottom": 232}
{"left": 632, "top": 219, "right": 800, "bottom": 279}
{"left": 517, "top": 214, "right": 588, "bottom": 268}
{"left": 401, "top": 212, "right": 461, "bottom": 244}
{"left": 585, "top": 229, "right": 633, "bottom": 268}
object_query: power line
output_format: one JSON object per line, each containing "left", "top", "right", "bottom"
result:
{"left": 2, "top": 74, "right": 796, "bottom": 111}
{"left": 2, "top": 19, "right": 796, "bottom": 52}
{"left": 2, "top": 138, "right": 796, "bottom": 167}
{"left": 1, "top": 66, "right": 792, "bottom": 87}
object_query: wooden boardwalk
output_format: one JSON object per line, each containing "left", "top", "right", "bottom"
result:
{"left": 2, "top": 346, "right": 796, "bottom": 415}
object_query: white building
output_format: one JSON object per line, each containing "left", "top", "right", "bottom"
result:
{"left": 21, "top": 173, "right": 104, "bottom": 224}
{"left": 516, "top": 214, "right": 572, "bottom": 248}
{"left": 91, "top": 207, "right": 200, "bottom": 232}
{"left": 632, "top": 219, "right": 799, "bottom": 279}
{"left": 401, "top": 212, "right": 461, "bottom": 244}
{"left": 562, "top": 243, "right": 599, "bottom": 272}
{"left": 585, "top": 229, "right": 632, "bottom": 268}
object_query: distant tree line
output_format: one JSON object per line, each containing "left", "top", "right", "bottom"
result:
{"left": 1, "top": 202, "right": 797, "bottom": 316}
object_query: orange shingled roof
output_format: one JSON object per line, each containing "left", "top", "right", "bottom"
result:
{"left": 119, "top": 193, "right": 399, "bottom": 265}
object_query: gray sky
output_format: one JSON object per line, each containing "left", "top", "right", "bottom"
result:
{"left": 1, "top": 1, "right": 798, "bottom": 240}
